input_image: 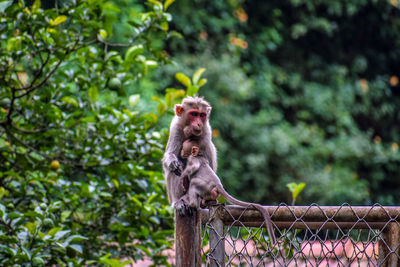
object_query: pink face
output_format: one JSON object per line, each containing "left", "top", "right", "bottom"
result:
{"left": 188, "top": 109, "right": 207, "bottom": 136}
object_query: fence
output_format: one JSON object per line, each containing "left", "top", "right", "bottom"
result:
{"left": 175, "top": 204, "right": 400, "bottom": 267}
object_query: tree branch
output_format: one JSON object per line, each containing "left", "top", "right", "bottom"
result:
{"left": 13, "top": 54, "right": 51, "bottom": 92}
{"left": 10, "top": 122, "right": 54, "bottom": 134}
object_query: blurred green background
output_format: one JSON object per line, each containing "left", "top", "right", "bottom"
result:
{"left": 1, "top": 0, "right": 400, "bottom": 265}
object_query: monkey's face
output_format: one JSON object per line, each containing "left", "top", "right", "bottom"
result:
{"left": 180, "top": 140, "right": 194, "bottom": 158}
{"left": 186, "top": 109, "right": 207, "bottom": 136}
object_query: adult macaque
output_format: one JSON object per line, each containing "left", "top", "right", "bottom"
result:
{"left": 178, "top": 139, "right": 277, "bottom": 244}
{"left": 162, "top": 96, "right": 217, "bottom": 206}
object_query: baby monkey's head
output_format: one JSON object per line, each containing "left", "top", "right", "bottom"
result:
{"left": 180, "top": 139, "right": 200, "bottom": 159}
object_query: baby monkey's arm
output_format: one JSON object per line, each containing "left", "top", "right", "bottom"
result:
{"left": 180, "top": 145, "right": 201, "bottom": 192}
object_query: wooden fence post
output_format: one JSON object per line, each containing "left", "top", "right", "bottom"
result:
{"left": 209, "top": 206, "right": 225, "bottom": 267}
{"left": 175, "top": 210, "right": 201, "bottom": 267}
{"left": 379, "top": 222, "right": 400, "bottom": 267}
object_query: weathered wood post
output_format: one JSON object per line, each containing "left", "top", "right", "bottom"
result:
{"left": 175, "top": 210, "right": 201, "bottom": 267}
{"left": 208, "top": 206, "right": 225, "bottom": 267}
{"left": 379, "top": 222, "right": 400, "bottom": 267}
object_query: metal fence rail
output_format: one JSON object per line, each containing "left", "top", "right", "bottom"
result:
{"left": 175, "top": 203, "right": 400, "bottom": 267}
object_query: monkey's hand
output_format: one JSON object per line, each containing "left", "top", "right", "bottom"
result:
{"left": 167, "top": 156, "right": 183, "bottom": 176}
{"left": 173, "top": 163, "right": 183, "bottom": 176}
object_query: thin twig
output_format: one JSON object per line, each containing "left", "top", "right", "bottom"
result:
{"left": 3, "top": 126, "right": 51, "bottom": 160}
{"left": 13, "top": 53, "right": 51, "bottom": 91}
{"left": 10, "top": 122, "right": 53, "bottom": 134}
{"left": 14, "top": 57, "right": 62, "bottom": 99}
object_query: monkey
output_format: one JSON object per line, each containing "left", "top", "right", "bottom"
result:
{"left": 162, "top": 96, "right": 217, "bottom": 209}
{"left": 178, "top": 135, "right": 204, "bottom": 196}
{"left": 177, "top": 138, "right": 277, "bottom": 244}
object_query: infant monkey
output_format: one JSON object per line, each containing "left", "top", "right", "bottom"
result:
{"left": 179, "top": 139, "right": 277, "bottom": 244}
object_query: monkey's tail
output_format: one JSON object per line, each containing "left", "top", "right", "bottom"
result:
{"left": 219, "top": 186, "right": 277, "bottom": 245}
{"left": 253, "top": 204, "right": 277, "bottom": 245}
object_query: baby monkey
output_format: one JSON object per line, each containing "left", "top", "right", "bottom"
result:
{"left": 178, "top": 138, "right": 277, "bottom": 244}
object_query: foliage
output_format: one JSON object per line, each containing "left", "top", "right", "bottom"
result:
{"left": 162, "top": 0, "right": 400, "bottom": 205}
{"left": 287, "top": 182, "right": 306, "bottom": 205}
{"left": 2, "top": 0, "right": 400, "bottom": 264}
{"left": 0, "top": 0, "right": 180, "bottom": 265}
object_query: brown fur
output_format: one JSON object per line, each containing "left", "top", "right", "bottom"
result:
{"left": 178, "top": 139, "right": 277, "bottom": 244}
{"left": 162, "top": 97, "right": 217, "bottom": 207}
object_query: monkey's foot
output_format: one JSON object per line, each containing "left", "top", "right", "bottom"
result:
{"left": 174, "top": 200, "right": 196, "bottom": 217}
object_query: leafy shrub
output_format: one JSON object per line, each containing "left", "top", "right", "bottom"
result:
{"left": 0, "top": 0, "right": 178, "bottom": 265}
{"left": 164, "top": 0, "right": 400, "bottom": 205}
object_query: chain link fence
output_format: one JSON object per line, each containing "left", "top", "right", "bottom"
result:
{"left": 195, "top": 204, "right": 400, "bottom": 267}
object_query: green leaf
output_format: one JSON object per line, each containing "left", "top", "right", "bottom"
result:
{"left": 152, "top": 96, "right": 163, "bottom": 104}
{"left": 64, "top": 235, "right": 88, "bottom": 244}
{"left": 32, "top": 257, "right": 44, "bottom": 266}
{"left": 88, "top": 0, "right": 100, "bottom": 5}
{"left": 88, "top": 86, "right": 98, "bottom": 102}
{"left": 22, "top": 246, "right": 31, "bottom": 260}
{"left": 99, "top": 192, "right": 112, "bottom": 198}
{"left": 198, "top": 78, "right": 207, "bottom": 87}
{"left": 25, "top": 222, "right": 37, "bottom": 235}
{"left": 125, "top": 45, "right": 144, "bottom": 62}
{"left": 160, "top": 21, "right": 169, "bottom": 31}
{"left": 32, "top": 0, "right": 41, "bottom": 12}
{"left": 164, "top": 0, "right": 175, "bottom": 10}
{"left": 146, "top": 60, "right": 158, "bottom": 69}
{"left": 157, "top": 103, "right": 166, "bottom": 116}
{"left": 192, "top": 68, "right": 206, "bottom": 84}
{"left": 111, "top": 179, "right": 119, "bottom": 189}
{"left": 97, "top": 29, "right": 108, "bottom": 41}
{"left": 0, "top": 245, "right": 16, "bottom": 256}
{"left": 54, "top": 230, "right": 70, "bottom": 241}
{"left": 61, "top": 96, "right": 79, "bottom": 107}
{"left": 168, "top": 30, "right": 184, "bottom": 39}
{"left": 0, "top": 187, "right": 6, "bottom": 199}
{"left": 217, "top": 195, "right": 227, "bottom": 204}
{"left": 49, "top": 15, "right": 67, "bottom": 26}
{"left": 287, "top": 182, "right": 306, "bottom": 204}
{"left": 131, "top": 196, "right": 142, "bottom": 207}
{"left": 175, "top": 73, "right": 191, "bottom": 87}
{"left": 186, "top": 85, "right": 199, "bottom": 96}
{"left": 0, "top": 1, "right": 13, "bottom": 12}
{"left": 103, "top": 2, "right": 120, "bottom": 12}
{"left": 81, "top": 116, "right": 96, "bottom": 123}
{"left": 0, "top": 204, "right": 6, "bottom": 219}
{"left": 165, "top": 88, "right": 186, "bottom": 107}
{"left": 68, "top": 244, "right": 83, "bottom": 254}
{"left": 293, "top": 183, "right": 306, "bottom": 199}
{"left": 144, "top": 113, "right": 158, "bottom": 129}
{"left": 7, "top": 37, "right": 21, "bottom": 52}
{"left": 148, "top": 0, "right": 163, "bottom": 9}
{"left": 129, "top": 94, "right": 140, "bottom": 108}
{"left": 48, "top": 227, "right": 62, "bottom": 237}
{"left": 61, "top": 211, "right": 72, "bottom": 222}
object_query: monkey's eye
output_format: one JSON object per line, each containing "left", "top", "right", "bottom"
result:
{"left": 199, "top": 113, "right": 206, "bottom": 118}
{"left": 190, "top": 111, "right": 199, "bottom": 117}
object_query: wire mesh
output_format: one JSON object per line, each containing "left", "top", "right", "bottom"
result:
{"left": 200, "top": 203, "right": 400, "bottom": 267}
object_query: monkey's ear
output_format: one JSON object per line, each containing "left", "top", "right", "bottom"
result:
{"left": 206, "top": 106, "right": 212, "bottom": 115}
{"left": 175, "top": 104, "right": 184, "bottom": 116}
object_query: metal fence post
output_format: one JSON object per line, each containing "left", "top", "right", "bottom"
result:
{"left": 209, "top": 206, "right": 225, "bottom": 267}
{"left": 175, "top": 210, "right": 201, "bottom": 267}
{"left": 379, "top": 222, "right": 400, "bottom": 267}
